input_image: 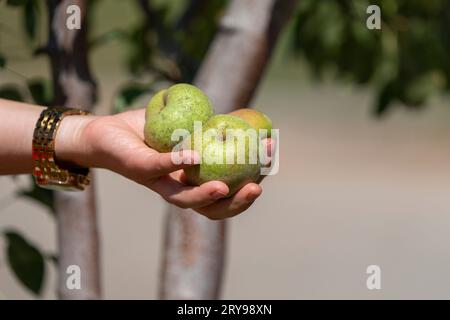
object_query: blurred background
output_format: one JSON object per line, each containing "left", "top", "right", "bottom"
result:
{"left": 1, "top": 0, "right": 450, "bottom": 299}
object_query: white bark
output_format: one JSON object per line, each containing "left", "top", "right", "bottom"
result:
{"left": 47, "top": 0, "right": 101, "bottom": 299}
{"left": 55, "top": 181, "right": 100, "bottom": 299}
{"left": 159, "top": 0, "right": 298, "bottom": 299}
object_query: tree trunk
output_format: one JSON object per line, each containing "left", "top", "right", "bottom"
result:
{"left": 159, "top": 0, "right": 298, "bottom": 299}
{"left": 46, "top": 0, "right": 101, "bottom": 299}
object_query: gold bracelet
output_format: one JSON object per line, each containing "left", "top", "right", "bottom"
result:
{"left": 32, "top": 107, "right": 91, "bottom": 191}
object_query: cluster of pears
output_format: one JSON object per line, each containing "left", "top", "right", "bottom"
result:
{"left": 144, "top": 83, "right": 273, "bottom": 196}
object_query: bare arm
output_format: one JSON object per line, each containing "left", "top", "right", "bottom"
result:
{"left": 0, "top": 99, "right": 44, "bottom": 174}
{"left": 0, "top": 99, "right": 263, "bottom": 219}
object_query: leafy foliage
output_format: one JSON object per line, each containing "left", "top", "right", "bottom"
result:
{"left": 5, "top": 0, "right": 41, "bottom": 42}
{"left": 0, "top": 84, "right": 24, "bottom": 101}
{"left": 114, "top": 83, "right": 154, "bottom": 113}
{"left": 2, "top": 0, "right": 450, "bottom": 298}
{"left": 3, "top": 230, "right": 46, "bottom": 295}
{"left": 5, "top": 0, "right": 28, "bottom": 6}
{"left": 114, "top": 0, "right": 227, "bottom": 110}
{"left": 0, "top": 0, "right": 60, "bottom": 296}
{"left": 0, "top": 53, "right": 6, "bottom": 68}
{"left": 291, "top": 0, "right": 450, "bottom": 116}
{"left": 23, "top": 0, "right": 39, "bottom": 40}
{"left": 27, "top": 78, "right": 53, "bottom": 106}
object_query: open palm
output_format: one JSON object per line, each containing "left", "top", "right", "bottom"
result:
{"left": 82, "top": 108, "right": 263, "bottom": 219}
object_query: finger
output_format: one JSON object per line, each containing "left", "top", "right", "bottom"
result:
{"left": 149, "top": 175, "right": 229, "bottom": 209}
{"left": 195, "top": 183, "right": 262, "bottom": 220}
{"left": 263, "top": 138, "right": 273, "bottom": 157}
{"left": 134, "top": 150, "right": 200, "bottom": 178}
{"left": 173, "top": 169, "right": 190, "bottom": 185}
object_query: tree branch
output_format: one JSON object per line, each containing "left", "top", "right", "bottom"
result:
{"left": 159, "top": 0, "right": 298, "bottom": 299}
{"left": 137, "top": 0, "right": 179, "bottom": 59}
{"left": 46, "top": 0, "right": 101, "bottom": 300}
{"left": 175, "top": 0, "right": 208, "bottom": 32}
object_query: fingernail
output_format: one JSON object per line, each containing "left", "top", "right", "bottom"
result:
{"left": 212, "top": 190, "right": 227, "bottom": 200}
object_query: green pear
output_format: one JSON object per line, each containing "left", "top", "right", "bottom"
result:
{"left": 229, "top": 108, "right": 273, "bottom": 137}
{"left": 184, "top": 114, "right": 262, "bottom": 196}
{"left": 144, "top": 83, "right": 214, "bottom": 152}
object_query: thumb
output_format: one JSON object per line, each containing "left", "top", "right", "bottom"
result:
{"left": 146, "top": 150, "right": 200, "bottom": 177}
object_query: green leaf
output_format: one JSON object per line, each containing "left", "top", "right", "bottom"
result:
{"left": 27, "top": 78, "right": 52, "bottom": 106}
{"left": 374, "top": 81, "right": 397, "bottom": 117}
{"left": 23, "top": 0, "right": 38, "bottom": 41}
{"left": 6, "top": 0, "right": 27, "bottom": 6}
{"left": 4, "top": 230, "right": 45, "bottom": 295}
{"left": 114, "top": 84, "right": 150, "bottom": 113}
{"left": 0, "top": 53, "right": 5, "bottom": 68}
{"left": 126, "top": 26, "right": 151, "bottom": 75}
{"left": 17, "top": 177, "right": 55, "bottom": 215}
{"left": 0, "top": 85, "right": 23, "bottom": 101}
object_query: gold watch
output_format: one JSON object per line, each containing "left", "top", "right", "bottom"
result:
{"left": 32, "top": 107, "right": 91, "bottom": 191}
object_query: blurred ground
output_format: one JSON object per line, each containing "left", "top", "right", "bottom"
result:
{"left": 1, "top": 1, "right": 450, "bottom": 300}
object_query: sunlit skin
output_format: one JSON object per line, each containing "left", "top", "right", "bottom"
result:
{"left": 0, "top": 99, "right": 269, "bottom": 220}
{"left": 82, "top": 109, "right": 265, "bottom": 219}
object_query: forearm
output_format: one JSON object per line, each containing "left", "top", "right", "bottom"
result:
{"left": 0, "top": 99, "right": 95, "bottom": 175}
{"left": 0, "top": 99, "right": 43, "bottom": 174}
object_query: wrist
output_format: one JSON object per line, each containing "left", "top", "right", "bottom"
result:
{"left": 55, "top": 114, "right": 98, "bottom": 168}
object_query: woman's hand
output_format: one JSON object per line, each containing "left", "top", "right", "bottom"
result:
{"left": 56, "top": 108, "right": 264, "bottom": 219}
